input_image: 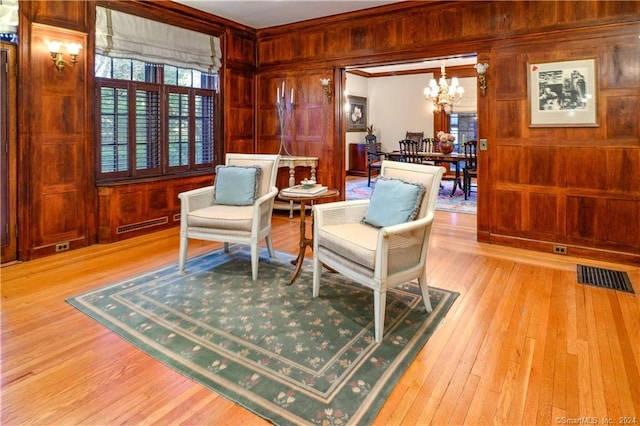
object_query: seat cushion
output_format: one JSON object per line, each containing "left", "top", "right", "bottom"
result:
{"left": 317, "top": 223, "right": 379, "bottom": 269}
{"left": 213, "top": 165, "right": 262, "bottom": 206}
{"left": 362, "top": 176, "right": 425, "bottom": 228}
{"left": 187, "top": 204, "right": 254, "bottom": 231}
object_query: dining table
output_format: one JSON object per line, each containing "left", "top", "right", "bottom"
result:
{"left": 386, "top": 151, "right": 467, "bottom": 196}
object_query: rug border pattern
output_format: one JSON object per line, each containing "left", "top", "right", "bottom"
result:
{"left": 67, "top": 249, "right": 458, "bottom": 425}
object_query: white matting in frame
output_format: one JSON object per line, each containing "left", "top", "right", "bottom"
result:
{"left": 528, "top": 58, "right": 598, "bottom": 127}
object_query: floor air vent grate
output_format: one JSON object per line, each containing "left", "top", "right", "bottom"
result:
{"left": 577, "top": 265, "right": 634, "bottom": 294}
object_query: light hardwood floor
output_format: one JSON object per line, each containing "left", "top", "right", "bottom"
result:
{"left": 2, "top": 211, "right": 639, "bottom": 425}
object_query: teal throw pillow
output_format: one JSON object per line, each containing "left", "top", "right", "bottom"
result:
{"left": 363, "top": 177, "right": 426, "bottom": 228}
{"left": 213, "top": 165, "right": 262, "bottom": 206}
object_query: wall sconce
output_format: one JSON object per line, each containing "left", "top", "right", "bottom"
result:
{"left": 319, "top": 78, "right": 332, "bottom": 101}
{"left": 46, "top": 41, "right": 82, "bottom": 76}
{"left": 474, "top": 62, "right": 489, "bottom": 96}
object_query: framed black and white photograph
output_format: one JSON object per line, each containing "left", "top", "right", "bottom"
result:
{"left": 346, "top": 95, "right": 367, "bottom": 132}
{"left": 528, "top": 58, "right": 598, "bottom": 127}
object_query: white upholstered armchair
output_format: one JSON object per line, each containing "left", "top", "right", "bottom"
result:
{"left": 178, "top": 153, "right": 281, "bottom": 280}
{"left": 312, "top": 161, "right": 445, "bottom": 343}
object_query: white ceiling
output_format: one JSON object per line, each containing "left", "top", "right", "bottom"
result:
{"left": 351, "top": 56, "right": 477, "bottom": 74}
{"left": 173, "top": 0, "right": 404, "bottom": 29}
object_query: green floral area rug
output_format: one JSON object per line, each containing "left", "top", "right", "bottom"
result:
{"left": 67, "top": 248, "right": 458, "bottom": 425}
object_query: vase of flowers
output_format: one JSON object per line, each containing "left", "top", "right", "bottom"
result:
{"left": 436, "top": 131, "right": 455, "bottom": 154}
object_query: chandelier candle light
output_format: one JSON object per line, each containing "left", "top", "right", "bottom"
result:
{"left": 424, "top": 61, "right": 464, "bottom": 113}
{"left": 276, "top": 80, "right": 294, "bottom": 156}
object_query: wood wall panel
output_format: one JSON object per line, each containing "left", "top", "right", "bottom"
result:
{"left": 225, "top": 71, "right": 255, "bottom": 154}
{"left": 564, "top": 148, "right": 602, "bottom": 190}
{"left": 97, "top": 175, "right": 213, "bottom": 243}
{"left": 557, "top": 1, "right": 598, "bottom": 23}
{"left": 484, "top": 23, "right": 640, "bottom": 263}
{"left": 494, "top": 191, "right": 523, "bottom": 233}
{"left": 529, "top": 192, "right": 560, "bottom": 236}
{"left": 495, "top": 145, "right": 523, "bottom": 185}
{"left": 604, "top": 199, "right": 640, "bottom": 246}
{"left": 22, "top": 22, "right": 90, "bottom": 259}
{"left": 28, "top": 0, "right": 87, "bottom": 31}
{"left": 226, "top": 32, "right": 256, "bottom": 68}
{"left": 527, "top": 147, "right": 563, "bottom": 187}
{"left": 607, "top": 149, "right": 640, "bottom": 193}
{"left": 40, "top": 192, "right": 80, "bottom": 239}
{"left": 566, "top": 196, "right": 598, "bottom": 241}
{"left": 495, "top": 101, "right": 522, "bottom": 138}
{"left": 493, "top": 55, "right": 524, "bottom": 98}
{"left": 606, "top": 96, "right": 639, "bottom": 138}
{"left": 257, "top": 70, "right": 338, "bottom": 192}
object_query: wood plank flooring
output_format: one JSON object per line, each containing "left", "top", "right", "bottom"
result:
{"left": 2, "top": 210, "right": 639, "bottom": 425}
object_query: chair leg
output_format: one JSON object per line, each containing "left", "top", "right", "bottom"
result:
{"left": 223, "top": 242, "right": 230, "bottom": 253}
{"left": 250, "top": 243, "right": 259, "bottom": 281}
{"left": 464, "top": 171, "right": 469, "bottom": 200}
{"left": 312, "top": 254, "right": 322, "bottom": 297}
{"left": 178, "top": 234, "right": 189, "bottom": 272}
{"left": 373, "top": 289, "right": 387, "bottom": 343}
{"left": 266, "top": 234, "right": 276, "bottom": 258}
{"left": 418, "top": 273, "right": 433, "bottom": 313}
{"left": 368, "top": 167, "right": 372, "bottom": 187}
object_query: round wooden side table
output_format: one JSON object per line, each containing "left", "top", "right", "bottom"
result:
{"left": 277, "top": 188, "right": 339, "bottom": 285}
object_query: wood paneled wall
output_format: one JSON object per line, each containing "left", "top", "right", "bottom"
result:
{"left": 486, "top": 25, "right": 640, "bottom": 263}
{"left": 97, "top": 175, "right": 213, "bottom": 243}
{"left": 257, "top": 70, "right": 340, "bottom": 191}
{"left": 255, "top": 1, "right": 640, "bottom": 265}
{"left": 18, "top": 1, "right": 93, "bottom": 259}
{"left": 15, "top": 0, "right": 640, "bottom": 265}
{"left": 16, "top": 0, "right": 257, "bottom": 259}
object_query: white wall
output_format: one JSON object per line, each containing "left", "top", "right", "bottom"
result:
{"left": 368, "top": 73, "right": 436, "bottom": 152}
{"left": 344, "top": 72, "right": 477, "bottom": 170}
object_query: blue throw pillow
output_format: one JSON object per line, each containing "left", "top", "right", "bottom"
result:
{"left": 362, "top": 177, "right": 426, "bottom": 228}
{"left": 213, "top": 165, "right": 262, "bottom": 206}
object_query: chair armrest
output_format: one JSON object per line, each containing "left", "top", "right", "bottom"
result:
{"left": 374, "top": 213, "right": 436, "bottom": 277}
{"left": 254, "top": 187, "right": 279, "bottom": 229}
{"left": 254, "top": 186, "right": 278, "bottom": 207}
{"left": 313, "top": 200, "right": 370, "bottom": 227}
{"left": 378, "top": 212, "right": 434, "bottom": 239}
{"left": 178, "top": 186, "right": 214, "bottom": 213}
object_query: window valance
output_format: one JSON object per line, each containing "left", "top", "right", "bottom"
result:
{"left": 96, "top": 6, "right": 221, "bottom": 74}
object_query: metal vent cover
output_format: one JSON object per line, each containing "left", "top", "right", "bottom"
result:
{"left": 577, "top": 265, "right": 634, "bottom": 294}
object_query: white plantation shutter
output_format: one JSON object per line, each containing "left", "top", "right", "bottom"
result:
{"left": 96, "top": 6, "right": 221, "bottom": 73}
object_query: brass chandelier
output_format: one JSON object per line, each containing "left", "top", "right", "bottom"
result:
{"left": 424, "top": 61, "right": 464, "bottom": 113}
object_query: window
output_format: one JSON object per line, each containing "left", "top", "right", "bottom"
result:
{"left": 450, "top": 113, "right": 477, "bottom": 153}
{"left": 96, "top": 55, "right": 219, "bottom": 181}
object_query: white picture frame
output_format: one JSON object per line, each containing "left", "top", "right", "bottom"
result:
{"left": 528, "top": 58, "right": 598, "bottom": 127}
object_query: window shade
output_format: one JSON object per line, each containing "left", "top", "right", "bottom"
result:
{"left": 0, "top": 0, "right": 19, "bottom": 33}
{"left": 96, "top": 6, "right": 221, "bottom": 74}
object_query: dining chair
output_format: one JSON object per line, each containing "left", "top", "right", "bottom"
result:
{"left": 312, "top": 160, "right": 446, "bottom": 343}
{"left": 463, "top": 140, "right": 478, "bottom": 200}
{"left": 365, "top": 134, "right": 385, "bottom": 187}
{"left": 398, "top": 139, "right": 421, "bottom": 163}
{"left": 419, "top": 137, "right": 436, "bottom": 153}
{"left": 405, "top": 131, "right": 424, "bottom": 144}
{"left": 178, "top": 153, "right": 281, "bottom": 280}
